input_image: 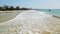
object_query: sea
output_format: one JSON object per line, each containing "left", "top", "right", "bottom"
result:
{"left": 36, "top": 9, "right": 60, "bottom": 16}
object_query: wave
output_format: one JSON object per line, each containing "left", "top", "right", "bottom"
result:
{"left": 0, "top": 10, "right": 60, "bottom": 34}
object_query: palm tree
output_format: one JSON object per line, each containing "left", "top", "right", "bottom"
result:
{"left": 0, "top": 6, "right": 2, "bottom": 10}
{"left": 4, "top": 5, "right": 9, "bottom": 10}
{"left": 9, "top": 6, "right": 14, "bottom": 10}
{"left": 15, "top": 6, "right": 20, "bottom": 10}
{"left": 21, "top": 8, "right": 29, "bottom": 10}
{"left": 0, "top": 6, "right": 3, "bottom": 11}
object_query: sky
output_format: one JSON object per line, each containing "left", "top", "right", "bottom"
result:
{"left": 0, "top": 0, "right": 60, "bottom": 9}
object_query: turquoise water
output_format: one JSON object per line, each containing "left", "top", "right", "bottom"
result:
{"left": 37, "top": 9, "right": 60, "bottom": 16}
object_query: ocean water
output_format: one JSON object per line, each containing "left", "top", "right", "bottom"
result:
{"left": 36, "top": 9, "right": 60, "bottom": 16}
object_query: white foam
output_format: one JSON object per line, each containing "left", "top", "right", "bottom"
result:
{"left": 15, "top": 10, "right": 51, "bottom": 20}
{"left": 0, "top": 10, "right": 60, "bottom": 34}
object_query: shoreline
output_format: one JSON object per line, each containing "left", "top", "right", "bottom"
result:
{"left": 0, "top": 10, "right": 60, "bottom": 34}
{"left": 0, "top": 10, "right": 25, "bottom": 23}
{"left": 0, "top": 10, "right": 60, "bottom": 23}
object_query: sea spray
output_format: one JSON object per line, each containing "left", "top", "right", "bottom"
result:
{"left": 0, "top": 10, "right": 60, "bottom": 34}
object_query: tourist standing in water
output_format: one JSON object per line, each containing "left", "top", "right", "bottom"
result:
{"left": 49, "top": 9, "right": 51, "bottom": 11}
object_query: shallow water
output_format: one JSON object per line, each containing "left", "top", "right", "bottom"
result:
{"left": 37, "top": 9, "right": 60, "bottom": 16}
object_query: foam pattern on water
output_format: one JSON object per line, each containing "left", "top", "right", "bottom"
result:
{"left": 0, "top": 10, "right": 60, "bottom": 34}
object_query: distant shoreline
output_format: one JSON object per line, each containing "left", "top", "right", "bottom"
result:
{"left": 0, "top": 10, "right": 31, "bottom": 11}
{"left": 0, "top": 5, "right": 32, "bottom": 11}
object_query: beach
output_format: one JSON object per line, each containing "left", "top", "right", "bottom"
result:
{"left": 0, "top": 10, "right": 23, "bottom": 23}
{"left": 0, "top": 10, "right": 60, "bottom": 34}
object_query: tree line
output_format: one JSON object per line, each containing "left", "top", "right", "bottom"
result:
{"left": 0, "top": 5, "right": 31, "bottom": 11}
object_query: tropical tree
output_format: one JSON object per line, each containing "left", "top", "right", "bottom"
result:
{"left": 21, "top": 8, "right": 29, "bottom": 10}
{"left": 9, "top": 6, "right": 14, "bottom": 10}
{"left": 4, "top": 5, "right": 9, "bottom": 10}
{"left": 0, "top": 6, "right": 3, "bottom": 11}
{"left": 15, "top": 6, "right": 20, "bottom": 10}
{"left": 0, "top": 6, "right": 2, "bottom": 10}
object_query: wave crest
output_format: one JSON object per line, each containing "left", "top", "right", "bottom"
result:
{"left": 0, "top": 10, "right": 60, "bottom": 34}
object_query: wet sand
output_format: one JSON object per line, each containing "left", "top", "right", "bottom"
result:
{"left": 0, "top": 10, "right": 23, "bottom": 23}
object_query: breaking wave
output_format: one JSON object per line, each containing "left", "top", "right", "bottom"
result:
{"left": 0, "top": 10, "right": 60, "bottom": 34}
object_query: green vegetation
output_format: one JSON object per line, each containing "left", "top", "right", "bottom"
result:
{"left": 0, "top": 5, "right": 31, "bottom": 11}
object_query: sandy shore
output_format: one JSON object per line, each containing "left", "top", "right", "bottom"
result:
{"left": 0, "top": 10, "right": 24, "bottom": 23}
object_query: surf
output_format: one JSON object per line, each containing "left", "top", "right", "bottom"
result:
{"left": 0, "top": 10, "right": 60, "bottom": 34}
